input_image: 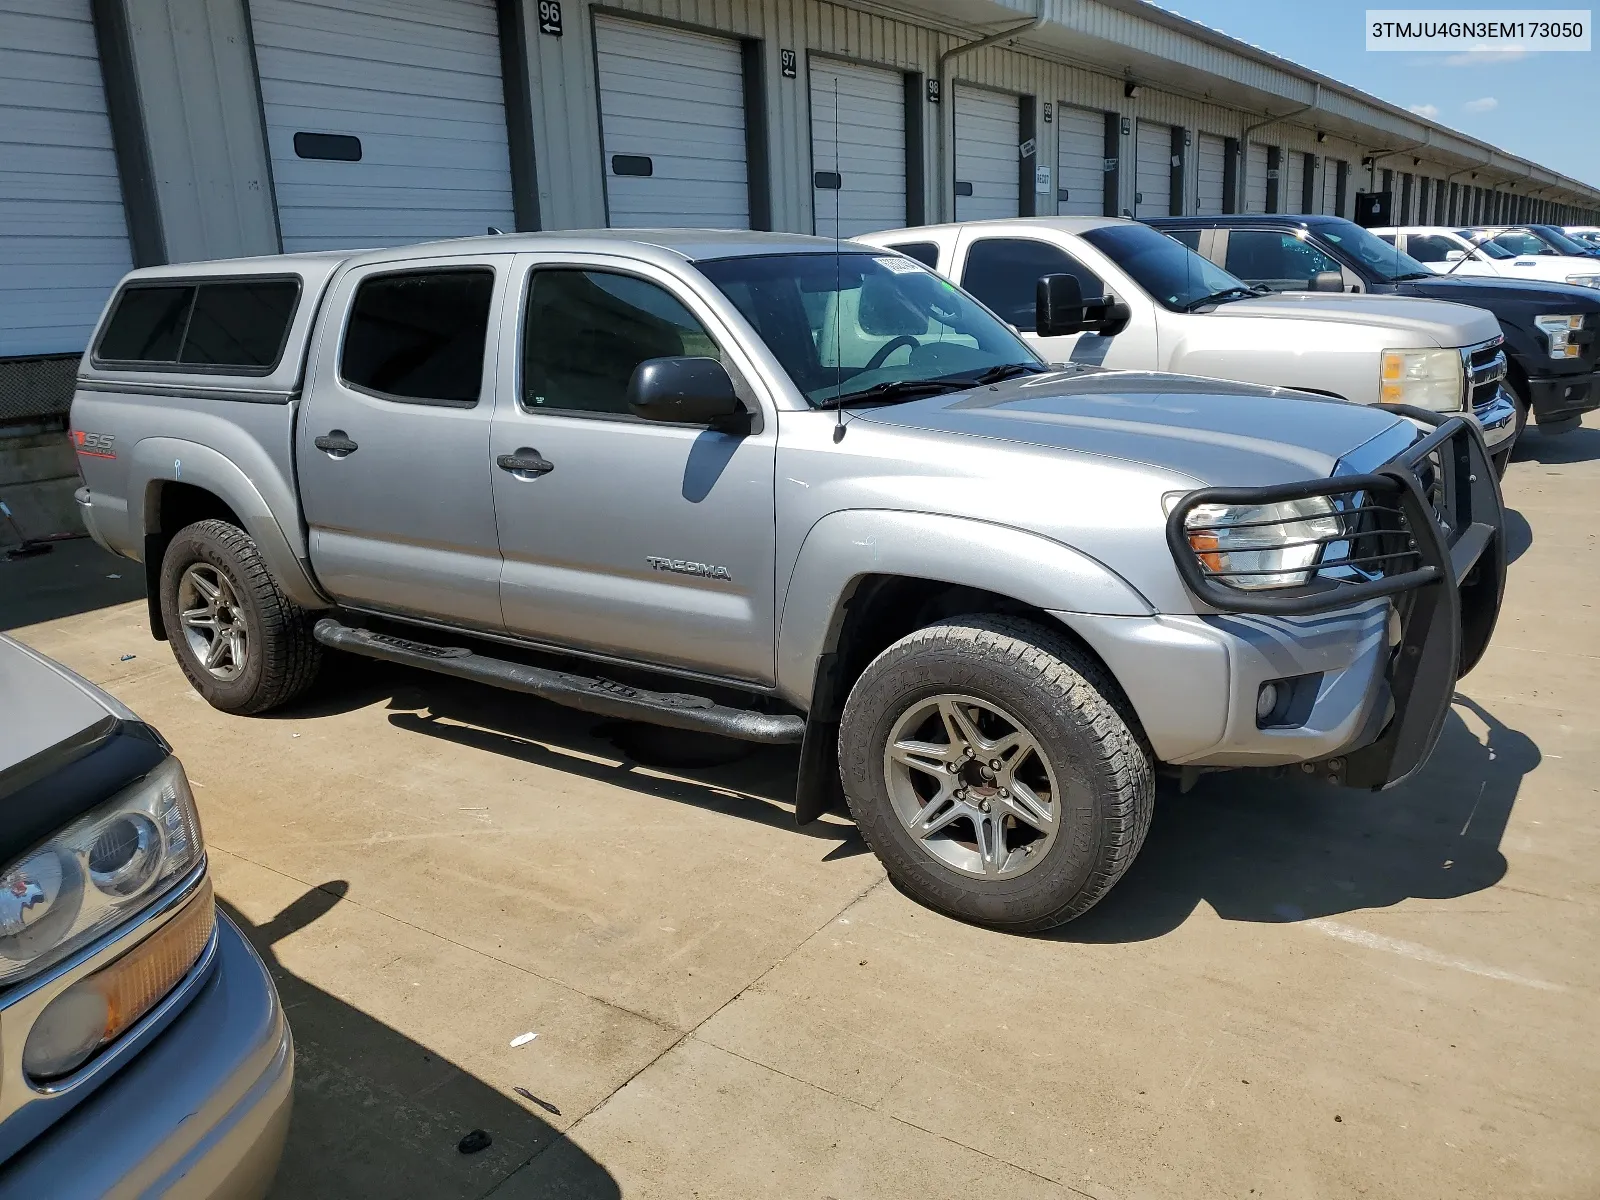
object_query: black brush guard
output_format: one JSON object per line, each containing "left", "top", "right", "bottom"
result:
{"left": 1164, "top": 409, "right": 1506, "bottom": 790}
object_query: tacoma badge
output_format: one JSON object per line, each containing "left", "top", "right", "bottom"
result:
{"left": 646, "top": 556, "right": 731, "bottom": 580}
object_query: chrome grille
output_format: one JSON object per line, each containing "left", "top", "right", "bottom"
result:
{"left": 1463, "top": 337, "right": 1507, "bottom": 412}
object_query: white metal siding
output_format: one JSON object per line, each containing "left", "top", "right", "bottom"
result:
{"left": 251, "top": 0, "right": 515, "bottom": 252}
{"left": 1055, "top": 103, "right": 1103, "bottom": 216}
{"left": 596, "top": 16, "right": 748, "bottom": 229}
{"left": 809, "top": 58, "right": 904, "bottom": 238}
{"left": 1245, "top": 142, "right": 1269, "bottom": 213}
{"left": 1134, "top": 119, "right": 1171, "bottom": 218}
{"left": 954, "top": 85, "right": 1018, "bottom": 221}
{"left": 0, "top": 0, "right": 133, "bottom": 356}
{"left": 1196, "top": 133, "right": 1225, "bottom": 215}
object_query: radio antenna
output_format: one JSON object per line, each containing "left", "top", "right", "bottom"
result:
{"left": 832, "top": 74, "right": 846, "bottom": 443}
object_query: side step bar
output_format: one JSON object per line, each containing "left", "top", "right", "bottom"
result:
{"left": 313, "top": 619, "right": 805, "bottom": 745}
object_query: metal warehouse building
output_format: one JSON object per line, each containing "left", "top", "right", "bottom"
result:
{"left": 4, "top": 0, "right": 1600, "bottom": 447}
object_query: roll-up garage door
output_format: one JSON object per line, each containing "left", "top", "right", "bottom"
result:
{"left": 954, "top": 85, "right": 1019, "bottom": 221}
{"left": 1284, "top": 151, "right": 1305, "bottom": 214}
{"left": 251, "top": 0, "right": 514, "bottom": 253}
{"left": 1245, "top": 143, "right": 1269, "bottom": 213}
{"left": 1055, "top": 104, "right": 1104, "bottom": 216}
{"left": 1134, "top": 120, "right": 1171, "bottom": 219}
{"left": 810, "top": 59, "right": 904, "bottom": 238}
{"left": 1322, "top": 159, "right": 1342, "bottom": 215}
{"left": 595, "top": 16, "right": 748, "bottom": 229}
{"left": 0, "top": 0, "right": 134, "bottom": 355}
{"left": 1196, "top": 133, "right": 1226, "bottom": 215}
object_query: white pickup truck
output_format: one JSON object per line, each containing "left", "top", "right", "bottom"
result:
{"left": 858, "top": 217, "right": 1519, "bottom": 471}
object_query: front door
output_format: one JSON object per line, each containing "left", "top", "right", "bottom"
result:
{"left": 489, "top": 256, "right": 777, "bottom": 684}
{"left": 297, "top": 257, "right": 510, "bottom": 629}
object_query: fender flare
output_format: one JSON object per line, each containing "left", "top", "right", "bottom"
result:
{"left": 128, "top": 437, "right": 328, "bottom": 609}
{"left": 774, "top": 508, "right": 1153, "bottom": 708}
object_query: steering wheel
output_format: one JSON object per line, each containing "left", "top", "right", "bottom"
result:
{"left": 864, "top": 335, "right": 921, "bottom": 372}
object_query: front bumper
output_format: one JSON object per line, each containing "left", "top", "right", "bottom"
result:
{"left": 1525, "top": 369, "right": 1600, "bottom": 429}
{"left": 1093, "top": 413, "right": 1504, "bottom": 790}
{"left": 1470, "top": 386, "right": 1518, "bottom": 451}
{"left": 0, "top": 913, "right": 292, "bottom": 1198}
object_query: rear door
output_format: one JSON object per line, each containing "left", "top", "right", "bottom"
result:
{"left": 594, "top": 16, "right": 749, "bottom": 228}
{"left": 1055, "top": 105, "right": 1105, "bottom": 216}
{"left": 297, "top": 256, "right": 510, "bottom": 628}
{"left": 810, "top": 58, "right": 906, "bottom": 238}
{"left": 953, "top": 86, "right": 1019, "bottom": 220}
{"left": 489, "top": 254, "right": 777, "bottom": 682}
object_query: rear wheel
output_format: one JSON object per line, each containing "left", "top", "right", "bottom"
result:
{"left": 837, "top": 614, "right": 1154, "bottom": 931}
{"left": 159, "top": 519, "right": 321, "bottom": 714}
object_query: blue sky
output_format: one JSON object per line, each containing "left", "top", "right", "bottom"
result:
{"left": 1154, "top": 1, "right": 1600, "bottom": 188}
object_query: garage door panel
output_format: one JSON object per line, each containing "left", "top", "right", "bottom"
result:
{"left": 597, "top": 16, "right": 749, "bottom": 229}
{"left": 1055, "top": 105, "right": 1104, "bottom": 216}
{"left": 1246, "top": 143, "right": 1269, "bottom": 213}
{"left": 252, "top": 0, "right": 514, "bottom": 252}
{"left": 811, "top": 59, "right": 905, "bottom": 238}
{"left": 0, "top": 0, "right": 133, "bottom": 356}
{"left": 1135, "top": 120, "right": 1171, "bottom": 218}
{"left": 955, "top": 86, "right": 1018, "bottom": 222}
{"left": 1197, "top": 133, "right": 1225, "bottom": 215}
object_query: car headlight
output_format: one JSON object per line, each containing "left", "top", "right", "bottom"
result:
{"left": 1535, "top": 313, "right": 1585, "bottom": 358}
{"left": 1564, "top": 274, "right": 1600, "bottom": 289}
{"left": 1178, "top": 496, "right": 1342, "bottom": 590}
{"left": 0, "top": 756, "right": 203, "bottom": 990}
{"left": 1379, "top": 347, "right": 1464, "bottom": 411}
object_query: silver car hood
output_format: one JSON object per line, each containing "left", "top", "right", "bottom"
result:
{"left": 856, "top": 369, "right": 1413, "bottom": 487}
{"left": 0, "top": 635, "right": 130, "bottom": 777}
{"left": 1211, "top": 291, "right": 1501, "bottom": 346}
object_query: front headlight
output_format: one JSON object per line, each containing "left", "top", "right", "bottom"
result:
{"left": 0, "top": 756, "right": 203, "bottom": 990}
{"left": 1563, "top": 274, "right": 1600, "bottom": 289}
{"left": 1535, "top": 313, "right": 1585, "bottom": 358}
{"left": 1379, "top": 347, "right": 1464, "bottom": 411}
{"left": 1179, "top": 496, "right": 1342, "bottom": 590}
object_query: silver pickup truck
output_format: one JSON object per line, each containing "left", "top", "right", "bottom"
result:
{"left": 69, "top": 231, "right": 1505, "bottom": 930}
{"left": 858, "top": 218, "right": 1521, "bottom": 472}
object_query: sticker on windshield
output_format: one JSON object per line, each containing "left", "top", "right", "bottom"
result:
{"left": 875, "top": 255, "right": 924, "bottom": 274}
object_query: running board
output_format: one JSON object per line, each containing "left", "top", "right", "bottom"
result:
{"left": 313, "top": 619, "right": 805, "bottom": 745}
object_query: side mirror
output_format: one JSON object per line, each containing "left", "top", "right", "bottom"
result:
{"left": 1090, "top": 293, "right": 1132, "bottom": 336}
{"left": 1444, "top": 249, "right": 1467, "bottom": 262}
{"left": 1310, "top": 270, "right": 1345, "bottom": 293}
{"left": 1035, "top": 273, "right": 1087, "bottom": 337}
{"left": 627, "top": 357, "right": 743, "bottom": 426}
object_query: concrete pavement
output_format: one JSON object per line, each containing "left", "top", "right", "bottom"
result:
{"left": 5, "top": 423, "right": 1598, "bottom": 1199}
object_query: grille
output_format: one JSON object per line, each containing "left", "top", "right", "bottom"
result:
{"left": 1466, "top": 340, "right": 1507, "bottom": 411}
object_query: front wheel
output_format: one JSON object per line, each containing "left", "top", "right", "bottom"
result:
{"left": 838, "top": 614, "right": 1154, "bottom": 931}
{"left": 159, "top": 519, "right": 322, "bottom": 714}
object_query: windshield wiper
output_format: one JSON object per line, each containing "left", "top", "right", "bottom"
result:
{"left": 813, "top": 378, "right": 969, "bottom": 409}
{"left": 1390, "top": 271, "right": 1434, "bottom": 282}
{"left": 963, "top": 362, "right": 1050, "bottom": 385}
{"left": 1183, "top": 286, "right": 1258, "bottom": 312}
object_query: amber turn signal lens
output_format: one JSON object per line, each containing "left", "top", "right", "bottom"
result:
{"left": 23, "top": 878, "right": 215, "bottom": 1081}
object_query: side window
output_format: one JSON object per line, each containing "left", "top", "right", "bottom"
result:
{"left": 522, "top": 269, "right": 720, "bottom": 417}
{"left": 959, "top": 238, "right": 1103, "bottom": 332}
{"left": 96, "top": 279, "right": 299, "bottom": 369}
{"left": 1223, "top": 230, "right": 1342, "bottom": 290}
{"left": 1165, "top": 228, "right": 1202, "bottom": 251}
{"left": 1406, "top": 234, "right": 1456, "bottom": 264}
{"left": 1374, "top": 233, "right": 1397, "bottom": 247}
{"left": 885, "top": 241, "right": 940, "bottom": 269}
{"left": 340, "top": 269, "right": 495, "bottom": 405}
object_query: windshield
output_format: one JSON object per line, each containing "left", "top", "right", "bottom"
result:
{"left": 697, "top": 252, "right": 1042, "bottom": 407}
{"left": 1454, "top": 231, "right": 1514, "bottom": 258}
{"left": 1319, "top": 220, "right": 1434, "bottom": 280}
{"left": 1490, "top": 230, "right": 1553, "bottom": 256}
{"left": 1532, "top": 225, "right": 1596, "bottom": 255}
{"left": 1080, "top": 223, "right": 1251, "bottom": 311}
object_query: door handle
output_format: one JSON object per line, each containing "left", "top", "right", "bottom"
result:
{"left": 497, "top": 449, "right": 554, "bottom": 477}
{"left": 314, "top": 431, "right": 359, "bottom": 457}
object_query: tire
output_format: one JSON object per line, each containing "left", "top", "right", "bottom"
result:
{"left": 159, "top": 519, "right": 321, "bottom": 714}
{"left": 837, "top": 614, "right": 1154, "bottom": 931}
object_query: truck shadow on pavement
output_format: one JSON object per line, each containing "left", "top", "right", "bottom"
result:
{"left": 281, "top": 653, "right": 868, "bottom": 860}
{"left": 1512, "top": 422, "right": 1600, "bottom": 466}
{"left": 218, "top": 884, "right": 621, "bottom": 1200}
{"left": 1053, "top": 694, "right": 1537, "bottom": 943}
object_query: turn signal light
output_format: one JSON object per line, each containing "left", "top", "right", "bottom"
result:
{"left": 23, "top": 878, "right": 215, "bottom": 1081}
